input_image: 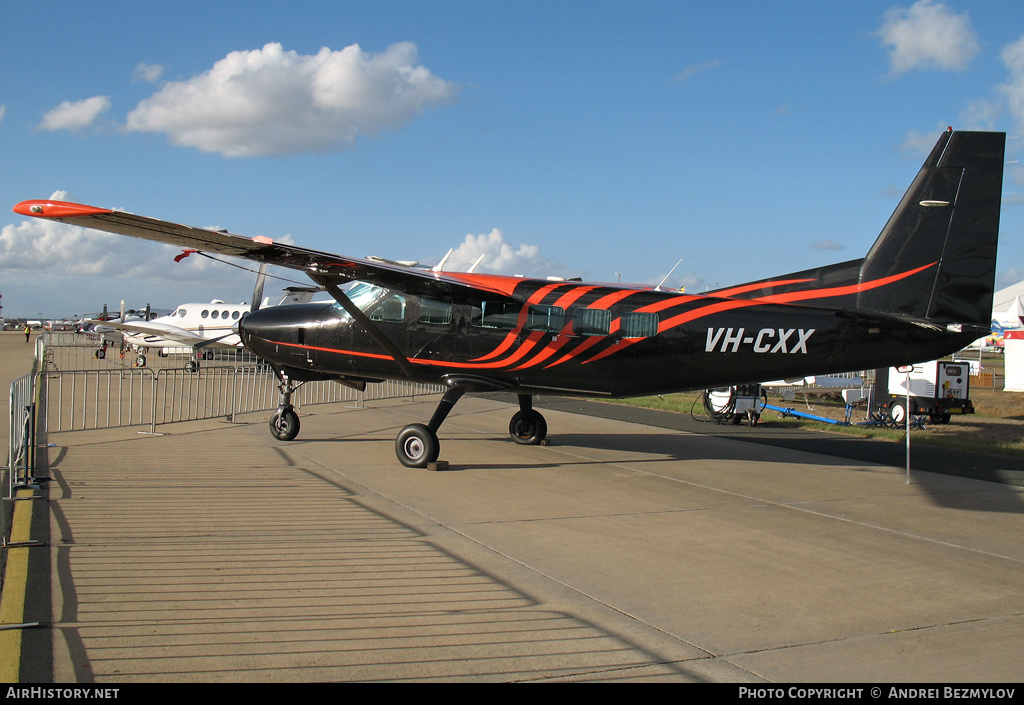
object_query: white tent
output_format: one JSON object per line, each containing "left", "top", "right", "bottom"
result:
{"left": 993, "top": 295, "right": 1024, "bottom": 329}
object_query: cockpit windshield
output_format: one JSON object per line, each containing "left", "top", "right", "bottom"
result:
{"left": 329, "top": 282, "right": 387, "bottom": 319}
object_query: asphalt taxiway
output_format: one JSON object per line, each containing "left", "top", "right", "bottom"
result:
{"left": 4, "top": 335, "right": 1024, "bottom": 682}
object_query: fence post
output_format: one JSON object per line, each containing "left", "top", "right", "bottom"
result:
{"left": 150, "top": 369, "right": 159, "bottom": 435}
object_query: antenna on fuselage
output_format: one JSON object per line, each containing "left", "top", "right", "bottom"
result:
{"left": 655, "top": 258, "right": 683, "bottom": 291}
{"left": 433, "top": 249, "right": 454, "bottom": 272}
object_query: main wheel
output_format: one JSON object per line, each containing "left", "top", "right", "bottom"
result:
{"left": 269, "top": 408, "right": 300, "bottom": 441}
{"left": 135, "top": 354, "right": 147, "bottom": 368}
{"left": 509, "top": 409, "right": 547, "bottom": 445}
{"left": 396, "top": 424, "right": 439, "bottom": 468}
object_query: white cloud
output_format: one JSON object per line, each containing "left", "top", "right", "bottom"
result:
{"left": 876, "top": 0, "right": 979, "bottom": 75}
{"left": 0, "top": 105, "right": 6, "bottom": 124}
{"left": 810, "top": 240, "right": 845, "bottom": 251}
{"left": 1, "top": 213, "right": 237, "bottom": 281}
{"left": 37, "top": 96, "right": 111, "bottom": 132}
{"left": 899, "top": 126, "right": 951, "bottom": 157}
{"left": 133, "top": 62, "right": 164, "bottom": 83}
{"left": 672, "top": 60, "right": 721, "bottom": 85}
{"left": 0, "top": 199, "right": 285, "bottom": 315}
{"left": 960, "top": 98, "right": 1001, "bottom": 131}
{"left": 1004, "top": 165, "right": 1024, "bottom": 207}
{"left": 124, "top": 42, "right": 458, "bottom": 157}
{"left": 441, "top": 228, "right": 575, "bottom": 279}
{"left": 999, "top": 35, "right": 1024, "bottom": 137}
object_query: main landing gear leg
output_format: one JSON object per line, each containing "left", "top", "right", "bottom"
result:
{"left": 509, "top": 394, "right": 547, "bottom": 445}
{"left": 269, "top": 371, "right": 301, "bottom": 441}
{"left": 395, "top": 386, "right": 466, "bottom": 468}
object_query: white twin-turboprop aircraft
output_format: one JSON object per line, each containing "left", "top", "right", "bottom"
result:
{"left": 88, "top": 300, "right": 251, "bottom": 369}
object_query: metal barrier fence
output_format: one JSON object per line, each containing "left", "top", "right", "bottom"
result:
{"left": 8, "top": 372, "right": 39, "bottom": 493}
{"left": 38, "top": 332, "right": 444, "bottom": 435}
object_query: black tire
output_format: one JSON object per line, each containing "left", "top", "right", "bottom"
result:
{"left": 269, "top": 409, "right": 300, "bottom": 441}
{"left": 509, "top": 410, "right": 548, "bottom": 445}
{"left": 931, "top": 412, "right": 952, "bottom": 424}
{"left": 136, "top": 354, "right": 147, "bottom": 368}
{"left": 396, "top": 424, "right": 439, "bottom": 468}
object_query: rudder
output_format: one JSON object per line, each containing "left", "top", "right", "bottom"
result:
{"left": 856, "top": 129, "right": 1005, "bottom": 327}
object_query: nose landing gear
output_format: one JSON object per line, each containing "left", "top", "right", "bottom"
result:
{"left": 269, "top": 370, "right": 303, "bottom": 441}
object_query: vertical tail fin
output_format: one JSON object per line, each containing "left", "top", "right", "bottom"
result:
{"left": 856, "top": 129, "right": 1005, "bottom": 327}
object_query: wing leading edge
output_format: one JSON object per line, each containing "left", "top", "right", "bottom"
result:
{"left": 11, "top": 199, "right": 551, "bottom": 301}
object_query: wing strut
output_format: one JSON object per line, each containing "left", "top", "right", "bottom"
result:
{"left": 322, "top": 283, "right": 417, "bottom": 380}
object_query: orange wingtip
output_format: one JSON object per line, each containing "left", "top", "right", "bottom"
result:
{"left": 13, "top": 200, "right": 113, "bottom": 218}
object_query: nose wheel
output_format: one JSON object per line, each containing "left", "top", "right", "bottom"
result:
{"left": 270, "top": 407, "right": 300, "bottom": 441}
{"left": 267, "top": 370, "right": 304, "bottom": 441}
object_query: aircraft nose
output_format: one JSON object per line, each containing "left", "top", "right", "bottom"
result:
{"left": 238, "top": 302, "right": 332, "bottom": 357}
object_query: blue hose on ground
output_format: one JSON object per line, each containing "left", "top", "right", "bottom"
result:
{"left": 764, "top": 404, "right": 850, "bottom": 426}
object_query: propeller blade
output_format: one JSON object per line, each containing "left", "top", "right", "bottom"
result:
{"left": 250, "top": 262, "right": 268, "bottom": 312}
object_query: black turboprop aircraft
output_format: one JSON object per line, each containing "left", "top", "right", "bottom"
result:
{"left": 14, "top": 129, "right": 1005, "bottom": 467}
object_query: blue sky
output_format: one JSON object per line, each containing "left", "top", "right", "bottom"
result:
{"left": 2, "top": 0, "right": 1024, "bottom": 318}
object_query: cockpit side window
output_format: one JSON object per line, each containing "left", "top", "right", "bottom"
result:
{"left": 369, "top": 294, "right": 406, "bottom": 322}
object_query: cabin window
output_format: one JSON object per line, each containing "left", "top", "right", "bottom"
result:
{"left": 201, "top": 310, "right": 209, "bottom": 319}
{"left": 620, "top": 312, "right": 659, "bottom": 339}
{"left": 418, "top": 298, "right": 453, "bottom": 325}
{"left": 370, "top": 294, "right": 406, "bottom": 322}
{"left": 525, "top": 305, "right": 564, "bottom": 333}
{"left": 231, "top": 311, "right": 240, "bottom": 320}
{"left": 211, "top": 310, "right": 219, "bottom": 319}
{"left": 473, "top": 301, "right": 520, "bottom": 330}
{"left": 572, "top": 308, "right": 612, "bottom": 336}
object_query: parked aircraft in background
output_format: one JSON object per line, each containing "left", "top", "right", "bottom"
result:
{"left": 15, "top": 129, "right": 1006, "bottom": 467}
{"left": 82, "top": 279, "right": 329, "bottom": 370}
{"left": 89, "top": 300, "right": 251, "bottom": 369}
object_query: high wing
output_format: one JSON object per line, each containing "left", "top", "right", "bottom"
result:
{"left": 11, "top": 200, "right": 580, "bottom": 301}
{"left": 81, "top": 317, "right": 238, "bottom": 349}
